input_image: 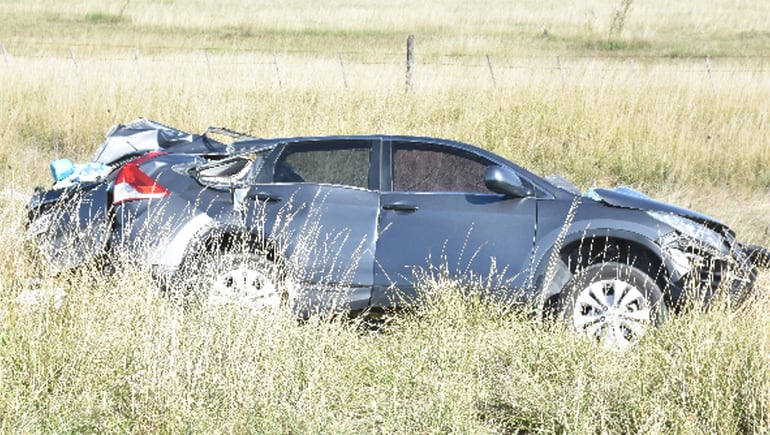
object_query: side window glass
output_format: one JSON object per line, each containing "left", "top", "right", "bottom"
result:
{"left": 196, "top": 149, "right": 271, "bottom": 187}
{"left": 274, "top": 143, "right": 371, "bottom": 189}
{"left": 392, "top": 143, "right": 493, "bottom": 193}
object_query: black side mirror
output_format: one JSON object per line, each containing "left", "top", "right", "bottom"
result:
{"left": 484, "top": 165, "right": 533, "bottom": 198}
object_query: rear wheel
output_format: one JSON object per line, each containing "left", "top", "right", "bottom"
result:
{"left": 561, "top": 262, "right": 667, "bottom": 349}
{"left": 196, "top": 252, "right": 286, "bottom": 309}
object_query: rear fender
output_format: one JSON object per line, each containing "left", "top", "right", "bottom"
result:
{"left": 27, "top": 182, "right": 113, "bottom": 272}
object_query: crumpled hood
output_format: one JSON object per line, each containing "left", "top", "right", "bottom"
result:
{"left": 585, "top": 186, "right": 727, "bottom": 229}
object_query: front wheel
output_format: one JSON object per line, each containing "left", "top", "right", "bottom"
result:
{"left": 743, "top": 243, "right": 770, "bottom": 269}
{"left": 561, "top": 262, "right": 668, "bottom": 349}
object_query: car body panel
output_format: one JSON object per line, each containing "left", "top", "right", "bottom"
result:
{"left": 26, "top": 122, "right": 765, "bottom": 316}
{"left": 28, "top": 181, "right": 113, "bottom": 272}
{"left": 92, "top": 118, "right": 229, "bottom": 165}
{"left": 373, "top": 192, "right": 537, "bottom": 307}
{"left": 241, "top": 183, "right": 379, "bottom": 311}
{"left": 587, "top": 187, "right": 727, "bottom": 229}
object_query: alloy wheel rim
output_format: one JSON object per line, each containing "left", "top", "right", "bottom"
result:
{"left": 572, "top": 279, "right": 651, "bottom": 349}
{"left": 209, "top": 266, "right": 281, "bottom": 309}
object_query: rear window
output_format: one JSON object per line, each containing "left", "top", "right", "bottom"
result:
{"left": 275, "top": 143, "right": 371, "bottom": 189}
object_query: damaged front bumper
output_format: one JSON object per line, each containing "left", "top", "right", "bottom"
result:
{"left": 658, "top": 225, "right": 757, "bottom": 307}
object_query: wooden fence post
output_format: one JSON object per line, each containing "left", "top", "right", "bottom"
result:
{"left": 629, "top": 58, "right": 640, "bottom": 88}
{"left": 705, "top": 56, "right": 716, "bottom": 94}
{"left": 69, "top": 47, "right": 79, "bottom": 71}
{"left": 406, "top": 35, "right": 414, "bottom": 92}
{"left": 556, "top": 55, "right": 565, "bottom": 85}
{"left": 133, "top": 47, "right": 140, "bottom": 76}
{"left": 338, "top": 52, "right": 348, "bottom": 88}
{"left": 486, "top": 54, "right": 497, "bottom": 88}
{"left": 272, "top": 51, "right": 283, "bottom": 91}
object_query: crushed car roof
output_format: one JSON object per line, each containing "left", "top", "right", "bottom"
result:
{"left": 92, "top": 119, "right": 232, "bottom": 165}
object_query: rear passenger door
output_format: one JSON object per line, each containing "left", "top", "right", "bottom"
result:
{"left": 242, "top": 139, "right": 381, "bottom": 313}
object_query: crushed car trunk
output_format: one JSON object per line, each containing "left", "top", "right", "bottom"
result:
{"left": 27, "top": 119, "right": 246, "bottom": 272}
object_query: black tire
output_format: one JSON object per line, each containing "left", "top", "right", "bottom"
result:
{"left": 192, "top": 252, "right": 286, "bottom": 309}
{"left": 743, "top": 243, "right": 770, "bottom": 270}
{"left": 561, "top": 262, "right": 668, "bottom": 349}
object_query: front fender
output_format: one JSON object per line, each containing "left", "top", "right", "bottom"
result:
{"left": 530, "top": 226, "right": 680, "bottom": 308}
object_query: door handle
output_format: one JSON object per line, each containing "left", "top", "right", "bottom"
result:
{"left": 382, "top": 203, "right": 419, "bottom": 212}
{"left": 248, "top": 192, "right": 282, "bottom": 202}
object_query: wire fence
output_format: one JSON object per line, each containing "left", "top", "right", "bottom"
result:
{"left": 2, "top": 39, "right": 770, "bottom": 91}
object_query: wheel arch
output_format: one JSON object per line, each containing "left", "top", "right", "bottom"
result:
{"left": 536, "top": 229, "right": 674, "bottom": 314}
{"left": 187, "top": 226, "right": 279, "bottom": 261}
{"left": 167, "top": 224, "right": 282, "bottom": 294}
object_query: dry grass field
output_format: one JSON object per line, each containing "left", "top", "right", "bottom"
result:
{"left": 1, "top": 0, "right": 770, "bottom": 432}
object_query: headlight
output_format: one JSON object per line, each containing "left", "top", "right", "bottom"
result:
{"left": 647, "top": 211, "right": 725, "bottom": 251}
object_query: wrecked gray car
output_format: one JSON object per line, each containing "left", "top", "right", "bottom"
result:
{"left": 27, "top": 119, "right": 769, "bottom": 347}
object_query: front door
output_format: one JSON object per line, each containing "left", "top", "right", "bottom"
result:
{"left": 372, "top": 140, "right": 537, "bottom": 308}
